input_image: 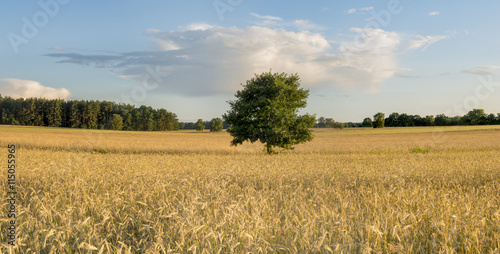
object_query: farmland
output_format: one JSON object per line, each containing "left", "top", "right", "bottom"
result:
{"left": 1, "top": 125, "right": 500, "bottom": 253}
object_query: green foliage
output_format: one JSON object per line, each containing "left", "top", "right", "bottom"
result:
{"left": 410, "top": 147, "right": 432, "bottom": 154}
{"left": 111, "top": 114, "right": 123, "bottom": 130}
{"left": 373, "top": 112, "right": 385, "bottom": 128}
{"left": 0, "top": 95, "right": 178, "bottom": 131}
{"left": 333, "top": 122, "right": 344, "bottom": 129}
{"left": 362, "top": 117, "right": 373, "bottom": 127}
{"left": 92, "top": 149, "right": 109, "bottom": 154}
{"left": 317, "top": 117, "right": 326, "bottom": 128}
{"left": 435, "top": 114, "right": 451, "bottom": 126}
{"left": 462, "top": 109, "right": 486, "bottom": 125}
{"left": 315, "top": 117, "right": 337, "bottom": 128}
{"left": 325, "top": 118, "right": 335, "bottom": 128}
{"left": 196, "top": 119, "right": 205, "bottom": 132}
{"left": 385, "top": 112, "right": 399, "bottom": 127}
{"left": 210, "top": 117, "right": 223, "bottom": 132}
{"left": 375, "top": 109, "right": 500, "bottom": 127}
{"left": 223, "top": 71, "right": 316, "bottom": 154}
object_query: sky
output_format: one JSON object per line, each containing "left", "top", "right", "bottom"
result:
{"left": 1, "top": 0, "right": 500, "bottom": 122}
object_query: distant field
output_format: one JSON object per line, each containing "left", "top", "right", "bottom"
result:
{"left": 1, "top": 125, "right": 500, "bottom": 253}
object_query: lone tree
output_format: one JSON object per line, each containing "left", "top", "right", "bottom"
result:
{"left": 195, "top": 119, "right": 205, "bottom": 132}
{"left": 373, "top": 112, "right": 385, "bottom": 128}
{"left": 210, "top": 117, "right": 223, "bottom": 132}
{"left": 223, "top": 71, "right": 316, "bottom": 154}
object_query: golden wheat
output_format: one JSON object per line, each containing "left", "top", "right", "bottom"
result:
{"left": 1, "top": 125, "right": 500, "bottom": 253}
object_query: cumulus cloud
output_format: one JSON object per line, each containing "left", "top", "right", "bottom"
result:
{"left": 461, "top": 66, "right": 500, "bottom": 75}
{"left": 45, "top": 24, "right": 444, "bottom": 95}
{"left": 0, "top": 79, "right": 71, "bottom": 99}
{"left": 428, "top": 11, "right": 440, "bottom": 16}
{"left": 334, "top": 28, "right": 401, "bottom": 91}
{"left": 407, "top": 35, "right": 448, "bottom": 51}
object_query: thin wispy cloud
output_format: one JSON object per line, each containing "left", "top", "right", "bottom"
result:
{"left": 346, "top": 7, "right": 374, "bottom": 14}
{"left": 293, "top": 19, "right": 325, "bottom": 31}
{"left": 407, "top": 35, "right": 448, "bottom": 51}
{"left": 249, "top": 13, "right": 324, "bottom": 31}
{"left": 359, "top": 7, "right": 374, "bottom": 12}
{"left": 428, "top": 11, "right": 440, "bottom": 16}
{"left": 461, "top": 66, "right": 500, "bottom": 75}
{"left": 250, "top": 12, "right": 282, "bottom": 21}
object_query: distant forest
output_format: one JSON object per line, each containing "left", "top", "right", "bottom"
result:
{"left": 1, "top": 95, "right": 499, "bottom": 131}
{"left": 0, "top": 95, "right": 178, "bottom": 131}
{"left": 178, "top": 121, "right": 230, "bottom": 130}
{"left": 379, "top": 110, "right": 500, "bottom": 127}
{"left": 316, "top": 109, "right": 500, "bottom": 128}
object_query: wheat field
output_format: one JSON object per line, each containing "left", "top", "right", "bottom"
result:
{"left": 1, "top": 125, "right": 500, "bottom": 253}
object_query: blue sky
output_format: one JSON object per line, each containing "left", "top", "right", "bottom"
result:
{"left": 1, "top": 0, "right": 500, "bottom": 122}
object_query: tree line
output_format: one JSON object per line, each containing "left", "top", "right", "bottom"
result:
{"left": 311, "top": 109, "right": 500, "bottom": 129}
{"left": 369, "top": 109, "right": 500, "bottom": 128}
{"left": 0, "top": 95, "right": 179, "bottom": 131}
{"left": 313, "top": 117, "right": 344, "bottom": 129}
{"left": 178, "top": 119, "right": 230, "bottom": 130}
{"left": 2, "top": 95, "right": 499, "bottom": 132}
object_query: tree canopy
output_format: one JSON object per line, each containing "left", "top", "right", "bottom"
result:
{"left": 0, "top": 95, "right": 178, "bottom": 131}
{"left": 195, "top": 119, "right": 205, "bottom": 132}
{"left": 223, "top": 71, "right": 316, "bottom": 154}
{"left": 373, "top": 112, "right": 385, "bottom": 128}
{"left": 210, "top": 117, "right": 223, "bottom": 132}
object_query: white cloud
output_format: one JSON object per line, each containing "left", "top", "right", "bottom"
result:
{"left": 334, "top": 28, "right": 401, "bottom": 91}
{"left": 156, "top": 40, "right": 181, "bottom": 51}
{"left": 346, "top": 8, "right": 356, "bottom": 14}
{"left": 145, "top": 26, "right": 401, "bottom": 93}
{"left": 480, "top": 66, "right": 500, "bottom": 70}
{"left": 461, "top": 66, "right": 500, "bottom": 75}
{"left": 249, "top": 14, "right": 324, "bottom": 31}
{"left": 359, "top": 7, "right": 374, "bottom": 11}
{"left": 428, "top": 11, "right": 440, "bottom": 16}
{"left": 145, "top": 28, "right": 161, "bottom": 34}
{"left": 347, "top": 7, "right": 374, "bottom": 14}
{"left": 250, "top": 12, "right": 282, "bottom": 21}
{"left": 293, "top": 19, "right": 324, "bottom": 30}
{"left": 46, "top": 25, "right": 445, "bottom": 95}
{"left": 0, "top": 79, "right": 71, "bottom": 99}
{"left": 186, "top": 23, "right": 214, "bottom": 31}
{"left": 407, "top": 35, "right": 448, "bottom": 51}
